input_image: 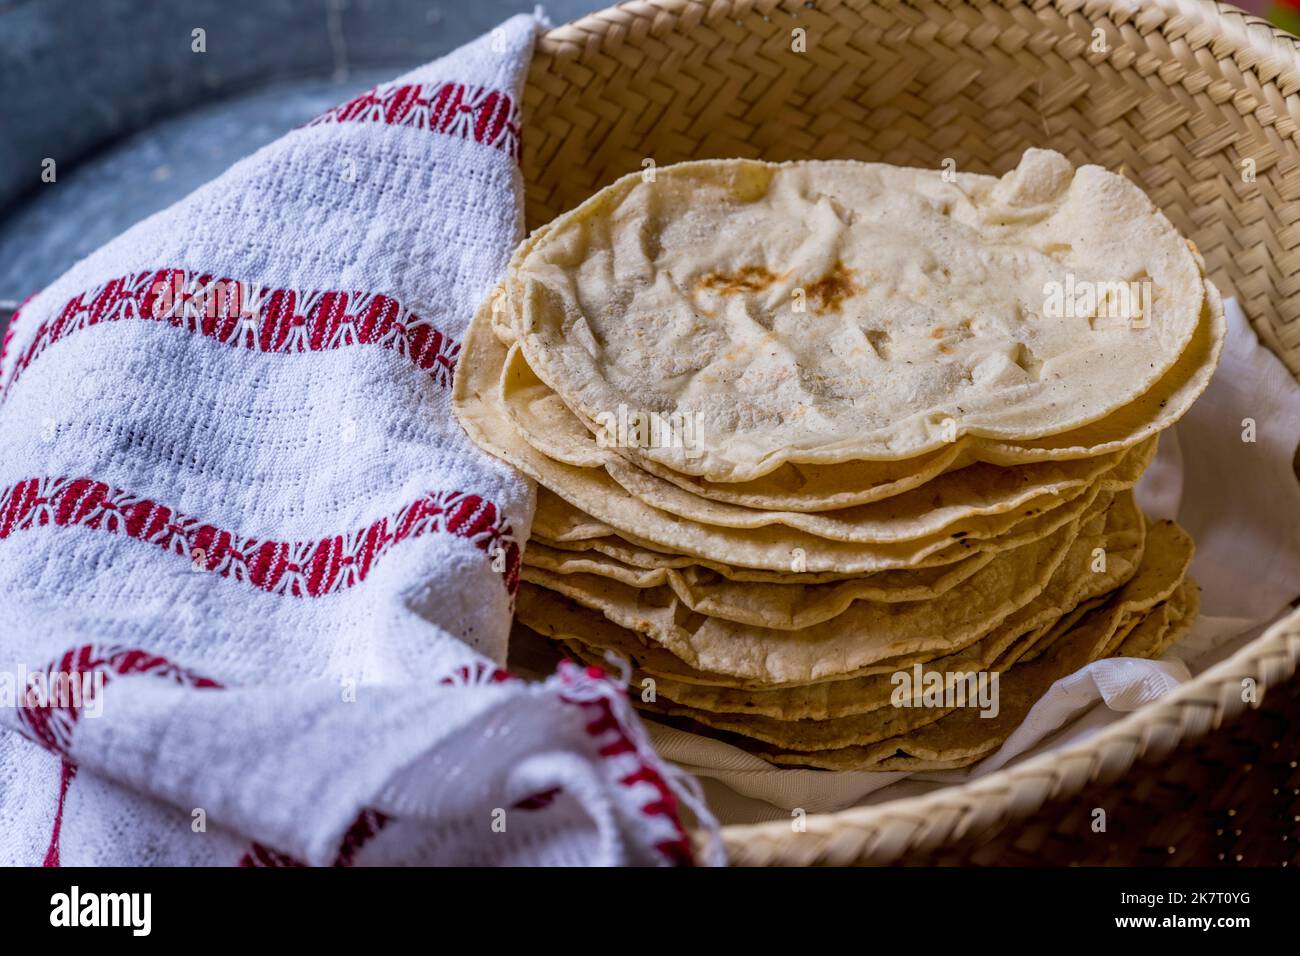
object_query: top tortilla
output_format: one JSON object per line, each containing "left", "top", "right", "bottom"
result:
{"left": 513, "top": 149, "right": 1207, "bottom": 480}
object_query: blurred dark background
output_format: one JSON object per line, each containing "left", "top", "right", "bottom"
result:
{"left": 0, "top": 0, "right": 602, "bottom": 323}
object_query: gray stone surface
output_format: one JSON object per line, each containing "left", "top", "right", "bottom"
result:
{"left": 0, "top": 0, "right": 601, "bottom": 319}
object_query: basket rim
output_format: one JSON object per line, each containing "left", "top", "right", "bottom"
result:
{"left": 530, "top": 0, "right": 1300, "bottom": 864}
{"left": 538, "top": 0, "right": 1300, "bottom": 106}
{"left": 717, "top": 605, "right": 1300, "bottom": 864}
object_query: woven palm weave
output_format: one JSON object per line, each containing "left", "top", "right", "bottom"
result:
{"left": 521, "top": 0, "right": 1300, "bottom": 865}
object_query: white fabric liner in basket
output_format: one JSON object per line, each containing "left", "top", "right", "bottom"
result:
{"left": 644, "top": 299, "right": 1300, "bottom": 822}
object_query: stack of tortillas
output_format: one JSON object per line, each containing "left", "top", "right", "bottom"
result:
{"left": 454, "top": 148, "right": 1225, "bottom": 771}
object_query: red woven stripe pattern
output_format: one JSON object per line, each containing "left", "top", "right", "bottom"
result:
{"left": 1, "top": 269, "right": 460, "bottom": 398}
{"left": 306, "top": 81, "right": 521, "bottom": 158}
{"left": 0, "top": 477, "right": 521, "bottom": 598}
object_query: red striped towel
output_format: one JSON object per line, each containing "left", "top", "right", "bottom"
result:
{"left": 0, "top": 13, "right": 719, "bottom": 867}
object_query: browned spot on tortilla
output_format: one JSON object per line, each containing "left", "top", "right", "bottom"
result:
{"left": 696, "top": 265, "right": 781, "bottom": 295}
{"left": 930, "top": 326, "right": 946, "bottom": 339}
{"left": 806, "top": 262, "right": 862, "bottom": 313}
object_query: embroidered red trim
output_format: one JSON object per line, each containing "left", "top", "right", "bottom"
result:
{"left": 438, "top": 661, "right": 513, "bottom": 686}
{"left": 559, "top": 664, "right": 697, "bottom": 866}
{"left": 0, "top": 269, "right": 460, "bottom": 399}
{"left": 19, "top": 644, "right": 222, "bottom": 757}
{"left": 43, "top": 762, "right": 77, "bottom": 868}
{"left": 306, "top": 82, "right": 521, "bottom": 159}
{"left": 0, "top": 477, "right": 522, "bottom": 598}
{"left": 0, "top": 294, "right": 34, "bottom": 388}
{"left": 20, "top": 646, "right": 461, "bottom": 868}
{"left": 17, "top": 643, "right": 224, "bottom": 867}
{"left": 238, "top": 842, "right": 306, "bottom": 867}
{"left": 240, "top": 808, "right": 391, "bottom": 868}
{"left": 21, "top": 641, "right": 388, "bottom": 869}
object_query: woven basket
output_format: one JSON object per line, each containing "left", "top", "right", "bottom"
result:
{"left": 521, "top": 0, "right": 1300, "bottom": 865}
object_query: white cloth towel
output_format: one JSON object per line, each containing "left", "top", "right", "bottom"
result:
{"left": 651, "top": 298, "right": 1300, "bottom": 821}
{"left": 0, "top": 14, "right": 721, "bottom": 867}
